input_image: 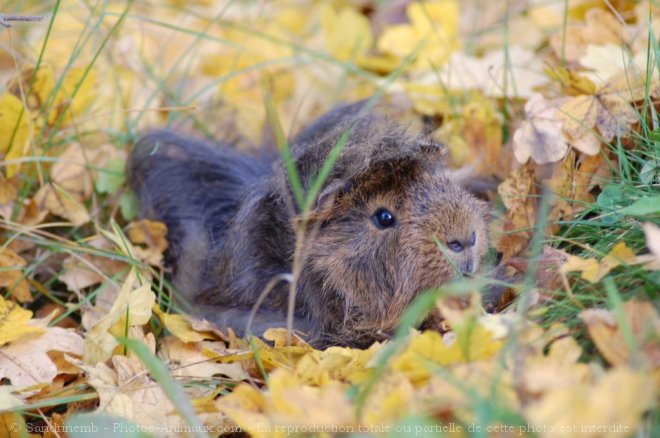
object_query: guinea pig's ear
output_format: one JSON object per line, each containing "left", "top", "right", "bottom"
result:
{"left": 314, "top": 178, "right": 351, "bottom": 213}
{"left": 414, "top": 139, "right": 446, "bottom": 166}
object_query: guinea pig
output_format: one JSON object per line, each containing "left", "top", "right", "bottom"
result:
{"left": 127, "top": 101, "right": 490, "bottom": 348}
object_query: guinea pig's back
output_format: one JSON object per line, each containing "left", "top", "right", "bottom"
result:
{"left": 127, "top": 130, "right": 270, "bottom": 298}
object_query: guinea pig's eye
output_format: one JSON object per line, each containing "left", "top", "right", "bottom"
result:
{"left": 469, "top": 231, "right": 476, "bottom": 246}
{"left": 447, "top": 240, "right": 464, "bottom": 253}
{"left": 372, "top": 208, "right": 396, "bottom": 229}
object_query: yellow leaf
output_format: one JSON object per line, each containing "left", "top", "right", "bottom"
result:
{"left": 321, "top": 5, "right": 372, "bottom": 61}
{"left": 377, "top": 0, "right": 460, "bottom": 71}
{"left": 295, "top": 343, "right": 380, "bottom": 386}
{"left": 522, "top": 337, "right": 592, "bottom": 395}
{"left": 458, "top": 95, "right": 503, "bottom": 172}
{"left": 46, "top": 67, "right": 98, "bottom": 125}
{"left": 600, "top": 241, "right": 636, "bottom": 273}
{"left": 127, "top": 219, "right": 169, "bottom": 266}
{"left": 392, "top": 325, "right": 503, "bottom": 384}
{"left": 153, "top": 305, "right": 207, "bottom": 343}
{"left": 84, "top": 270, "right": 155, "bottom": 364}
{"left": 580, "top": 300, "right": 660, "bottom": 368}
{"left": 526, "top": 368, "right": 654, "bottom": 437}
{"left": 218, "top": 369, "right": 353, "bottom": 437}
{"left": 561, "top": 242, "right": 637, "bottom": 283}
{"left": 560, "top": 255, "right": 601, "bottom": 283}
{"left": 360, "top": 372, "right": 414, "bottom": 427}
{"left": 545, "top": 67, "right": 597, "bottom": 95}
{"left": 215, "top": 384, "right": 270, "bottom": 438}
{"left": 0, "top": 174, "right": 17, "bottom": 206}
{"left": 0, "top": 325, "right": 82, "bottom": 393}
{"left": 0, "top": 295, "right": 43, "bottom": 347}
{"left": 0, "top": 93, "right": 30, "bottom": 178}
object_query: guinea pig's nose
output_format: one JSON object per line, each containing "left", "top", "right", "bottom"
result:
{"left": 460, "top": 259, "right": 474, "bottom": 273}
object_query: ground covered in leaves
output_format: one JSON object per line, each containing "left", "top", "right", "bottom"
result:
{"left": 0, "top": 0, "right": 658, "bottom": 437}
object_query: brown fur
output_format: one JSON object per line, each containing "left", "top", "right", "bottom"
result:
{"left": 128, "top": 101, "right": 489, "bottom": 348}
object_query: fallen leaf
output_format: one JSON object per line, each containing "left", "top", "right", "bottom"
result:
{"left": 0, "top": 247, "right": 31, "bottom": 303}
{"left": 557, "top": 71, "right": 644, "bottom": 155}
{"left": 84, "top": 270, "right": 155, "bottom": 364}
{"left": 377, "top": 0, "right": 461, "bottom": 71}
{"left": 550, "top": 8, "right": 631, "bottom": 63}
{"left": 526, "top": 368, "right": 654, "bottom": 438}
{"left": 50, "top": 143, "right": 120, "bottom": 202}
{"left": 496, "top": 165, "right": 537, "bottom": 259}
{"left": 153, "top": 305, "right": 209, "bottom": 344}
{"left": 508, "top": 245, "right": 571, "bottom": 291}
{"left": 408, "top": 47, "right": 547, "bottom": 113}
{"left": 68, "top": 343, "right": 190, "bottom": 435}
{"left": 392, "top": 324, "right": 503, "bottom": 384}
{"left": 522, "top": 336, "right": 592, "bottom": 395}
{"left": 0, "top": 324, "right": 83, "bottom": 393}
{"left": 34, "top": 183, "right": 91, "bottom": 226}
{"left": 0, "top": 295, "right": 43, "bottom": 346}
{"left": 513, "top": 93, "right": 569, "bottom": 164}
{"left": 217, "top": 368, "right": 354, "bottom": 438}
{"left": 580, "top": 300, "right": 660, "bottom": 368}
{"left": 0, "top": 386, "right": 24, "bottom": 411}
{"left": 321, "top": 5, "right": 373, "bottom": 62}
{"left": 0, "top": 93, "right": 30, "bottom": 178}
{"left": 126, "top": 219, "right": 169, "bottom": 266}
{"left": 295, "top": 343, "right": 380, "bottom": 386}
{"left": 560, "top": 241, "right": 637, "bottom": 283}
{"left": 159, "top": 337, "right": 249, "bottom": 383}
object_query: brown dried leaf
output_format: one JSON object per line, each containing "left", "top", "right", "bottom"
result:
{"left": 59, "top": 235, "right": 126, "bottom": 292}
{"left": 0, "top": 247, "right": 31, "bottom": 302}
{"left": 558, "top": 71, "right": 645, "bottom": 155}
{"left": 34, "top": 183, "right": 91, "bottom": 226}
{"left": 496, "top": 165, "right": 537, "bottom": 259}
